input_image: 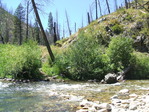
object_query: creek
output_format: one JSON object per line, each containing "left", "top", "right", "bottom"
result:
{"left": 0, "top": 80, "right": 149, "bottom": 112}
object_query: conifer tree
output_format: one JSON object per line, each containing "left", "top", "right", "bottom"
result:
{"left": 14, "top": 3, "right": 25, "bottom": 45}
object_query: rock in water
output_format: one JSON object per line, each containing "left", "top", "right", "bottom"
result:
{"left": 119, "top": 89, "right": 129, "bottom": 95}
{"left": 104, "top": 73, "right": 118, "bottom": 84}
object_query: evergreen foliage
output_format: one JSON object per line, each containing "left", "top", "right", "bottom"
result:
{"left": 13, "top": 3, "right": 25, "bottom": 45}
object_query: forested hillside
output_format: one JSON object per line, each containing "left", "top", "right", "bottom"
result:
{"left": 0, "top": 5, "right": 55, "bottom": 45}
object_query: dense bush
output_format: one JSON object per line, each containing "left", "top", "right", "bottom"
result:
{"left": 107, "top": 37, "right": 133, "bottom": 72}
{"left": 0, "top": 41, "right": 41, "bottom": 79}
{"left": 57, "top": 32, "right": 112, "bottom": 80}
{"left": 128, "top": 52, "right": 149, "bottom": 79}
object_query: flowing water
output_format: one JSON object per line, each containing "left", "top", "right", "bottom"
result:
{"left": 0, "top": 80, "right": 149, "bottom": 112}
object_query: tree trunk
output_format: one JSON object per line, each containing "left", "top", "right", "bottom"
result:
{"left": 0, "top": 33, "right": 5, "bottom": 44}
{"left": 31, "top": 0, "right": 55, "bottom": 62}
{"left": 95, "top": 0, "right": 98, "bottom": 19}
{"left": 19, "top": 20, "right": 22, "bottom": 45}
{"left": 125, "top": 0, "right": 128, "bottom": 9}
{"left": 75, "top": 22, "right": 76, "bottom": 32}
{"left": 106, "top": 0, "right": 110, "bottom": 14}
{"left": 63, "top": 23, "right": 65, "bottom": 38}
{"left": 89, "top": 6, "right": 93, "bottom": 22}
{"left": 56, "top": 11, "right": 60, "bottom": 40}
{"left": 98, "top": 0, "right": 102, "bottom": 16}
{"left": 87, "top": 12, "right": 90, "bottom": 24}
{"left": 26, "top": 1, "right": 29, "bottom": 40}
{"left": 65, "top": 10, "right": 71, "bottom": 36}
{"left": 114, "top": 0, "right": 118, "bottom": 11}
{"left": 53, "top": 22, "right": 57, "bottom": 44}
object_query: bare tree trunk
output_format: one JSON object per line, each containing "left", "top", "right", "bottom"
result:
{"left": 31, "top": 0, "right": 55, "bottom": 62}
{"left": 114, "top": 0, "right": 118, "bottom": 11}
{"left": 19, "top": 20, "right": 22, "bottom": 45}
{"left": 63, "top": 23, "right": 65, "bottom": 39}
{"left": 106, "top": 0, "right": 110, "bottom": 14}
{"left": 95, "top": 0, "right": 98, "bottom": 19}
{"left": 82, "top": 16, "right": 84, "bottom": 28}
{"left": 87, "top": 12, "right": 91, "bottom": 24}
{"left": 53, "top": 22, "right": 57, "bottom": 44}
{"left": 75, "top": 22, "right": 76, "bottom": 33}
{"left": 89, "top": 6, "right": 93, "bottom": 22}
{"left": 98, "top": 0, "right": 102, "bottom": 16}
{"left": 0, "top": 33, "right": 5, "bottom": 44}
{"left": 26, "top": 1, "right": 29, "bottom": 40}
{"left": 125, "top": 0, "right": 128, "bottom": 9}
{"left": 65, "top": 10, "right": 71, "bottom": 36}
{"left": 56, "top": 11, "right": 60, "bottom": 40}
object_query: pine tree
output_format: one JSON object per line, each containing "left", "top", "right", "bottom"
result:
{"left": 14, "top": 3, "right": 25, "bottom": 45}
{"left": 48, "top": 12, "right": 54, "bottom": 35}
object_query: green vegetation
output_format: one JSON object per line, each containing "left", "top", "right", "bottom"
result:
{"left": 0, "top": 41, "right": 41, "bottom": 79}
{"left": 128, "top": 52, "right": 149, "bottom": 79}
{"left": 42, "top": 34, "right": 135, "bottom": 81}
{"left": 107, "top": 37, "right": 133, "bottom": 72}
{"left": 111, "top": 24, "right": 123, "bottom": 35}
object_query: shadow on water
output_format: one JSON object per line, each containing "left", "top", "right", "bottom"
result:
{"left": 0, "top": 80, "right": 149, "bottom": 112}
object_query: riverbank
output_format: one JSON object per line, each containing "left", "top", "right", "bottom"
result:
{"left": 77, "top": 88, "right": 149, "bottom": 112}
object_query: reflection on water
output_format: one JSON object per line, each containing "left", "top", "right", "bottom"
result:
{"left": 0, "top": 80, "right": 149, "bottom": 112}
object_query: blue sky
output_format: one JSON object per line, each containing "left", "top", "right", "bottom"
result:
{"left": 1, "top": 0, "right": 128, "bottom": 37}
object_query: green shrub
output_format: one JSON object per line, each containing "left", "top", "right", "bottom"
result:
{"left": 0, "top": 41, "right": 41, "bottom": 79}
{"left": 128, "top": 52, "right": 149, "bottom": 79}
{"left": 107, "top": 37, "right": 133, "bottom": 72}
{"left": 58, "top": 32, "right": 112, "bottom": 80}
{"left": 111, "top": 24, "right": 123, "bottom": 35}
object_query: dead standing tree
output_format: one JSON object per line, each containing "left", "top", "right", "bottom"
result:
{"left": 65, "top": 10, "right": 71, "bottom": 36}
{"left": 87, "top": 12, "right": 91, "bottom": 24}
{"left": 125, "top": 0, "right": 128, "bottom": 9}
{"left": 31, "top": 0, "right": 55, "bottom": 62}
{"left": 114, "top": 0, "right": 118, "bottom": 11}
{"left": 26, "top": 1, "right": 30, "bottom": 40}
{"left": 95, "top": 0, "right": 98, "bottom": 19}
{"left": 105, "top": 0, "right": 110, "bottom": 14}
{"left": 98, "top": 0, "right": 102, "bottom": 17}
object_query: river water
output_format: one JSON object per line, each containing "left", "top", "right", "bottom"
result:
{"left": 0, "top": 80, "right": 149, "bottom": 112}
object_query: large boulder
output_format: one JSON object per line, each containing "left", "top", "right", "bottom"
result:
{"left": 104, "top": 73, "right": 118, "bottom": 84}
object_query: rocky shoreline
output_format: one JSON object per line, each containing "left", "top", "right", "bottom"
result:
{"left": 0, "top": 75, "right": 65, "bottom": 83}
{"left": 76, "top": 89, "right": 149, "bottom": 112}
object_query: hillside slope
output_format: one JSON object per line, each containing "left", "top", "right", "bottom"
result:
{"left": 60, "top": 2, "right": 149, "bottom": 53}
